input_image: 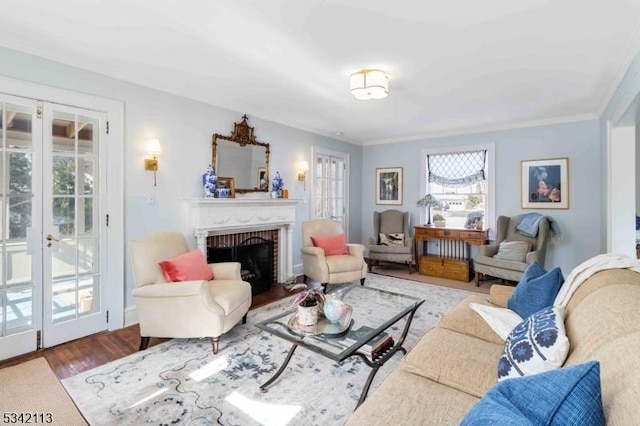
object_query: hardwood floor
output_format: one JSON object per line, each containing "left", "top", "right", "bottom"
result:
{"left": 0, "top": 282, "right": 299, "bottom": 380}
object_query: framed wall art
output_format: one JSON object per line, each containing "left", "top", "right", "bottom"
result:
{"left": 376, "top": 167, "right": 403, "bottom": 205}
{"left": 521, "top": 158, "right": 569, "bottom": 209}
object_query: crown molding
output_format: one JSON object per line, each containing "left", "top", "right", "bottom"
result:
{"left": 362, "top": 113, "right": 599, "bottom": 146}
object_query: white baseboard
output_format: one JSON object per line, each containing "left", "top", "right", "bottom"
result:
{"left": 124, "top": 306, "right": 139, "bottom": 327}
{"left": 293, "top": 263, "right": 303, "bottom": 277}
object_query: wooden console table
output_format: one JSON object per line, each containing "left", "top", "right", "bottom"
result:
{"left": 414, "top": 226, "right": 488, "bottom": 282}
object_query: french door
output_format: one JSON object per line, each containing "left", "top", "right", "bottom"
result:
{"left": 312, "top": 148, "right": 349, "bottom": 230}
{"left": 0, "top": 95, "right": 108, "bottom": 359}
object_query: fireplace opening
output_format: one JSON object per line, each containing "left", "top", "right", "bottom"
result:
{"left": 207, "top": 236, "right": 274, "bottom": 295}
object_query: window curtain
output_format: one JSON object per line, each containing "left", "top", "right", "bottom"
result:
{"left": 427, "top": 150, "right": 487, "bottom": 187}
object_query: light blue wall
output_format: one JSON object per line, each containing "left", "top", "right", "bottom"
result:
{"left": 0, "top": 46, "right": 363, "bottom": 307}
{"left": 362, "top": 119, "right": 602, "bottom": 275}
{"left": 0, "top": 43, "right": 618, "bottom": 303}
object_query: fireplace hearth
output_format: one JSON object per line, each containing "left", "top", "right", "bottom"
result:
{"left": 208, "top": 236, "right": 274, "bottom": 295}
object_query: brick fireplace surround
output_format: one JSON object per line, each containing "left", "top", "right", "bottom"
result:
{"left": 181, "top": 198, "right": 299, "bottom": 282}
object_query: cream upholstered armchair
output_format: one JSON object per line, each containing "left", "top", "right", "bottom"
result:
{"left": 129, "top": 232, "right": 252, "bottom": 354}
{"left": 301, "top": 219, "right": 367, "bottom": 293}
{"left": 366, "top": 210, "right": 414, "bottom": 273}
{"left": 473, "top": 215, "right": 550, "bottom": 286}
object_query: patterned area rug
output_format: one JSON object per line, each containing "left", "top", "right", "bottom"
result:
{"left": 62, "top": 274, "right": 474, "bottom": 426}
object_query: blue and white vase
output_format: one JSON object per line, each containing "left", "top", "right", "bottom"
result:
{"left": 271, "top": 171, "right": 284, "bottom": 198}
{"left": 202, "top": 165, "right": 217, "bottom": 198}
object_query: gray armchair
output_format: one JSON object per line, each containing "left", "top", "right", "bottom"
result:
{"left": 473, "top": 215, "right": 550, "bottom": 286}
{"left": 366, "top": 210, "right": 414, "bottom": 273}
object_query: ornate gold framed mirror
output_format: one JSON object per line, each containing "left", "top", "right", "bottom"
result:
{"left": 212, "top": 115, "right": 270, "bottom": 193}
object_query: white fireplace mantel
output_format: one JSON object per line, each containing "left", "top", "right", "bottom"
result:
{"left": 181, "top": 198, "right": 300, "bottom": 282}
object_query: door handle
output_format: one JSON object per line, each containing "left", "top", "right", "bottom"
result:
{"left": 46, "top": 234, "right": 59, "bottom": 247}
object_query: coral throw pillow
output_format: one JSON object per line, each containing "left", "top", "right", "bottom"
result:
{"left": 158, "top": 249, "right": 214, "bottom": 282}
{"left": 311, "top": 234, "right": 349, "bottom": 256}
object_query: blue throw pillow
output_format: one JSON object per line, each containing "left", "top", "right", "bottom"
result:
{"left": 508, "top": 262, "right": 564, "bottom": 318}
{"left": 461, "top": 361, "right": 604, "bottom": 426}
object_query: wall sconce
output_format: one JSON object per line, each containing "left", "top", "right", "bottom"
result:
{"left": 145, "top": 139, "right": 161, "bottom": 186}
{"left": 297, "top": 160, "right": 309, "bottom": 190}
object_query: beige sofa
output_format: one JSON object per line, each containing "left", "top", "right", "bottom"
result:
{"left": 346, "top": 268, "right": 640, "bottom": 425}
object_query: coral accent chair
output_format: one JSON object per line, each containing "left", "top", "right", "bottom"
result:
{"left": 129, "top": 232, "right": 252, "bottom": 354}
{"left": 366, "top": 210, "right": 414, "bottom": 273}
{"left": 301, "top": 219, "right": 367, "bottom": 293}
{"left": 473, "top": 215, "right": 550, "bottom": 286}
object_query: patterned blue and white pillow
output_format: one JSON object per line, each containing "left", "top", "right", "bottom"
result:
{"left": 498, "top": 305, "right": 569, "bottom": 381}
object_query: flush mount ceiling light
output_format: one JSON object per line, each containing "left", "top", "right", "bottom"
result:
{"left": 349, "top": 69, "right": 389, "bottom": 100}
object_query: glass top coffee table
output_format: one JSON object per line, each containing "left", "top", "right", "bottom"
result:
{"left": 255, "top": 284, "right": 424, "bottom": 409}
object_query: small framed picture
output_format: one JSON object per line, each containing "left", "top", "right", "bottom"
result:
{"left": 376, "top": 167, "right": 403, "bottom": 205}
{"left": 216, "top": 176, "right": 236, "bottom": 198}
{"left": 464, "top": 212, "right": 484, "bottom": 229}
{"left": 257, "top": 167, "right": 267, "bottom": 190}
{"left": 521, "top": 158, "right": 569, "bottom": 209}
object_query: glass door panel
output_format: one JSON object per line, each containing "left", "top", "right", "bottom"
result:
{"left": 0, "top": 96, "right": 40, "bottom": 360}
{"left": 42, "top": 105, "right": 106, "bottom": 347}
{"left": 313, "top": 152, "right": 347, "bottom": 225}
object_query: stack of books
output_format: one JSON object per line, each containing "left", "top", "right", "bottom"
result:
{"left": 344, "top": 326, "right": 394, "bottom": 359}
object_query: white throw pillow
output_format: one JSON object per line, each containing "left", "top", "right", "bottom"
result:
{"left": 498, "top": 306, "right": 569, "bottom": 381}
{"left": 469, "top": 303, "right": 523, "bottom": 341}
{"left": 379, "top": 233, "right": 404, "bottom": 247}
{"left": 493, "top": 241, "right": 532, "bottom": 262}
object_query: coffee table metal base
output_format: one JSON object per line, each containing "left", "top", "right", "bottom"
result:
{"left": 259, "top": 308, "right": 419, "bottom": 410}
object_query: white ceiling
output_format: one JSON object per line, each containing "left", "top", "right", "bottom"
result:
{"left": 1, "top": 0, "right": 640, "bottom": 145}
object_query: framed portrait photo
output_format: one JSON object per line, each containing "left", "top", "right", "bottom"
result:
{"left": 376, "top": 167, "right": 403, "bottom": 205}
{"left": 521, "top": 158, "right": 569, "bottom": 209}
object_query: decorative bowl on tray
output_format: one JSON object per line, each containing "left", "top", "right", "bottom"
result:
{"left": 287, "top": 304, "right": 353, "bottom": 337}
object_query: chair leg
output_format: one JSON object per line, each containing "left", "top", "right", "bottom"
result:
{"left": 475, "top": 272, "right": 481, "bottom": 287}
{"left": 139, "top": 336, "right": 150, "bottom": 351}
{"left": 321, "top": 283, "right": 328, "bottom": 294}
{"left": 407, "top": 261, "right": 413, "bottom": 274}
{"left": 242, "top": 314, "right": 247, "bottom": 324}
{"left": 211, "top": 336, "right": 220, "bottom": 354}
{"left": 360, "top": 278, "right": 365, "bottom": 286}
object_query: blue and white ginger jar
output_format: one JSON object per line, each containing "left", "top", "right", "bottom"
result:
{"left": 202, "top": 165, "right": 217, "bottom": 198}
{"left": 271, "top": 171, "right": 284, "bottom": 198}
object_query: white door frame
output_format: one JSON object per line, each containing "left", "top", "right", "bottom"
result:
{"left": 0, "top": 94, "right": 42, "bottom": 360}
{"left": 606, "top": 122, "right": 637, "bottom": 256}
{"left": 0, "top": 75, "right": 124, "bottom": 331}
